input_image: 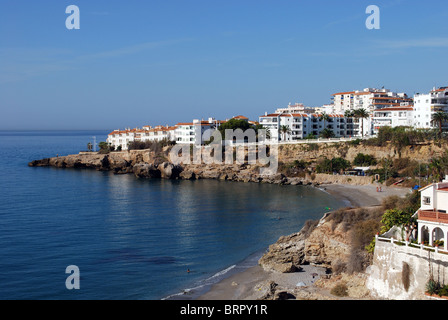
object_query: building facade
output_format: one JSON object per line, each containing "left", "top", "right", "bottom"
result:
{"left": 413, "top": 87, "right": 448, "bottom": 129}
{"left": 417, "top": 177, "right": 448, "bottom": 251}
{"left": 259, "top": 112, "right": 348, "bottom": 141}
{"left": 372, "top": 107, "right": 414, "bottom": 134}
{"left": 331, "top": 88, "right": 412, "bottom": 136}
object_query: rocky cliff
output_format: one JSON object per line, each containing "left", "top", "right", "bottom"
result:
{"left": 258, "top": 211, "right": 352, "bottom": 273}
{"left": 277, "top": 141, "right": 446, "bottom": 164}
{"left": 28, "top": 145, "right": 377, "bottom": 186}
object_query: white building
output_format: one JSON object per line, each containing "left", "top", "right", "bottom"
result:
{"left": 259, "top": 112, "right": 348, "bottom": 142}
{"left": 332, "top": 88, "right": 410, "bottom": 113}
{"left": 107, "top": 128, "right": 140, "bottom": 150}
{"left": 331, "top": 88, "right": 411, "bottom": 136}
{"left": 418, "top": 177, "right": 448, "bottom": 251}
{"left": 315, "top": 104, "right": 336, "bottom": 114}
{"left": 107, "top": 125, "right": 177, "bottom": 150}
{"left": 175, "top": 118, "right": 225, "bottom": 144}
{"left": 275, "top": 102, "right": 315, "bottom": 114}
{"left": 372, "top": 106, "right": 414, "bottom": 134}
{"left": 413, "top": 86, "right": 448, "bottom": 129}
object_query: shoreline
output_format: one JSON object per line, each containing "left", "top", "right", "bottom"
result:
{"left": 197, "top": 183, "right": 411, "bottom": 300}
{"left": 29, "top": 152, "right": 413, "bottom": 300}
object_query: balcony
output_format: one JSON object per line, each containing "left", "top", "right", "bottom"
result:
{"left": 418, "top": 210, "right": 448, "bottom": 224}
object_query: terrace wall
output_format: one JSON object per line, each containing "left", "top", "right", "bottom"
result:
{"left": 366, "top": 238, "right": 448, "bottom": 299}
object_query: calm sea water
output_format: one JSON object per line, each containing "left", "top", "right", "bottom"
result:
{"left": 0, "top": 131, "right": 345, "bottom": 300}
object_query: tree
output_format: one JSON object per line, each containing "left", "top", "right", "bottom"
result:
{"left": 380, "top": 209, "right": 414, "bottom": 235}
{"left": 316, "top": 157, "right": 351, "bottom": 174}
{"left": 344, "top": 110, "right": 355, "bottom": 136}
{"left": 354, "top": 108, "right": 370, "bottom": 138}
{"left": 254, "top": 124, "right": 271, "bottom": 140}
{"left": 305, "top": 133, "right": 316, "bottom": 139}
{"left": 431, "top": 111, "right": 448, "bottom": 136}
{"left": 98, "top": 141, "right": 111, "bottom": 154}
{"left": 319, "top": 128, "right": 335, "bottom": 139}
{"left": 353, "top": 153, "right": 377, "bottom": 166}
{"left": 279, "top": 125, "right": 291, "bottom": 141}
{"left": 321, "top": 112, "right": 331, "bottom": 130}
{"left": 218, "top": 118, "right": 251, "bottom": 139}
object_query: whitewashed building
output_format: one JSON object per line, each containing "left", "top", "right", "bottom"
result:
{"left": 107, "top": 125, "right": 177, "bottom": 150}
{"left": 174, "top": 117, "right": 226, "bottom": 144}
{"left": 413, "top": 86, "right": 448, "bottom": 129}
{"left": 418, "top": 177, "right": 448, "bottom": 251}
{"left": 372, "top": 106, "right": 414, "bottom": 134}
{"left": 275, "top": 102, "right": 315, "bottom": 114}
{"left": 331, "top": 88, "right": 412, "bottom": 136}
{"left": 259, "top": 112, "right": 348, "bottom": 142}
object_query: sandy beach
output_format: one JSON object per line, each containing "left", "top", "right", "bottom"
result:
{"left": 197, "top": 183, "right": 411, "bottom": 300}
{"left": 321, "top": 183, "right": 412, "bottom": 208}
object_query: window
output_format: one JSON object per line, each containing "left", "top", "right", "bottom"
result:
{"left": 423, "top": 196, "right": 431, "bottom": 205}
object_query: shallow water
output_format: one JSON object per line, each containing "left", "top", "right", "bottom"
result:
{"left": 0, "top": 131, "right": 345, "bottom": 299}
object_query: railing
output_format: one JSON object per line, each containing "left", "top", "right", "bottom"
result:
{"left": 418, "top": 210, "right": 448, "bottom": 224}
{"left": 375, "top": 235, "right": 448, "bottom": 255}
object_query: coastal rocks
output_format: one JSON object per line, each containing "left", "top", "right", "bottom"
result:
{"left": 28, "top": 158, "right": 51, "bottom": 167}
{"left": 159, "top": 162, "right": 183, "bottom": 179}
{"left": 259, "top": 211, "right": 351, "bottom": 273}
{"left": 304, "top": 220, "right": 351, "bottom": 267}
{"left": 133, "top": 163, "right": 161, "bottom": 179}
{"left": 179, "top": 170, "right": 196, "bottom": 180}
{"left": 132, "top": 162, "right": 183, "bottom": 179}
{"left": 258, "top": 232, "right": 306, "bottom": 273}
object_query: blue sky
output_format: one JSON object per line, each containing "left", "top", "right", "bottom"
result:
{"left": 1, "top": 0, "right": 448, "bottom": 130}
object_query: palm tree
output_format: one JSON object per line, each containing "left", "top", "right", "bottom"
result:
{"left": 279, "top": 125, "right": 291, "bottom": 141}
{"left": 321, "top": 112, "right": 331, "bottom": 130}
{"left": 255, "top": 124, "right": 271, "bottom": 140}
{"left": 319, "top": 128, "right": 335, "bottom": 139}
{"left": 344, "top": 110, "right": 355, "bottom": 136}
{"left": 431, "top": 111, "right": 448, "bottom": 136}
{"left": 354, "top": 108, "right": 370, "bottom": 138}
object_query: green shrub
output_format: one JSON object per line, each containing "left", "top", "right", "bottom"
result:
{"left": 316, "top": 157, "right": 351, "bottom": 174}
{"left": 426, "top": 278, "right": 441, "bottom": 295}
{"left": 353, "top": 153, "right": 377, "bottom": 166}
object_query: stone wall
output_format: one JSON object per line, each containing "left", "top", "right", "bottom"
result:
{"left": 366, "top": 240, "right": 448, "bottom": 299}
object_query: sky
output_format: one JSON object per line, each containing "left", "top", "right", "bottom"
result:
{"left": 1, "top": 0, "right": 448, "bottom": 130}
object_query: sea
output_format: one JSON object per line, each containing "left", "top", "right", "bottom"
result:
{"left": 0, "top": 130, "right": 346, "bottom": 300}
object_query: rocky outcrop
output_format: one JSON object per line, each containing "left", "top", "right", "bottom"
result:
{"left": 27, "top": 151, "right": 360, "bottom": 187}
{"left": 258, "top": 232, "right": 306, "bottom": 273}
{"left": 259, "top": 211, "right": 351, "bottom": 273}
{"left": 133, "top": 163, "right": 161, "bottom": 179}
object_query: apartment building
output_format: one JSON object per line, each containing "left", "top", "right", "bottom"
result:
{"left": 259, "top": 112, "right": 348, "bottom": 142}
{"left": 372, "top": 107, "right": 414, "bottom": 134}
{"left": 413, "top": 86, "right": 448, "bottom": 129}
{"left": 331, "top": 88, "right": 412, "bottom": 136}
{"left": 107, "top": 125, "right": 177, "bottom": 150}
{"left": 332, "top": 88, "right": 410, "bottom": 113}
{"left": 174, "top": 118, "right": 221, "bottom": 144}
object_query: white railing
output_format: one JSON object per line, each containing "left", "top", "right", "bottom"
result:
{"left": 375, "top": 234, "right": 448, "bottom": 255}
